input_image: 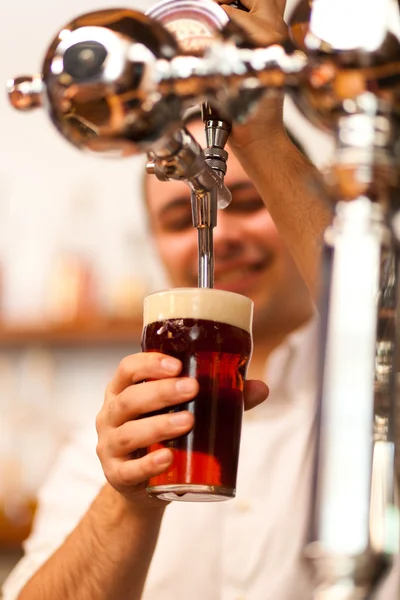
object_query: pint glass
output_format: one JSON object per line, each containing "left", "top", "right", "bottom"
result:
{"left": 142, "top": 287, "right": 253, "bottom": 501}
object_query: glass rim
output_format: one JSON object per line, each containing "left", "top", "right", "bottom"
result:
{"left": 144, "top": 286, "right": 253, "bottom": 305}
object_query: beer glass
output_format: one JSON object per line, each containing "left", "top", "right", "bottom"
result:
{"left": 142, "top": 287, "right": 253, "bottom": 501}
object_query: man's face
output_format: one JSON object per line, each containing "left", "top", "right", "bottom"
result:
{"left": 145, "top": 124, "right": 312, "bottom": 333}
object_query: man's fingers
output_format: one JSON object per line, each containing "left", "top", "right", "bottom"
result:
{"left": 217, "top": 0, "right": 252, "bottom": 9}
{"left": 112, "top": 448, "right": 174, "bottom": 489}
{"left": 108, "top": 353, "right": 182, "bottom": 395}
{"left": 216, "top": 0, "right": 288, "bottom": 45}
{"left": 108, "top": 377, "right": 199, "bottom": 427}
{"left": 243, "top": 379, "right": 269, "bottom": 411}
{"left": 216, "top": 0, "right": 287, "bottom": 16}
{"left": 107, "top": 411, "right": 195, "bottom": 457}
{"left": 223, "top": 6, "right": 287, "bottom": 45}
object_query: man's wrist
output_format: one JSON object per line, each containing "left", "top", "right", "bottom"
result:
{"left": 229, "top": 95, "right": 285, "bottom": 152}
{"left": 101, "top": 483, "right": 167, "bottom": 524}
{"left": 231, "top": 127, "right": 295, "bottom": 169}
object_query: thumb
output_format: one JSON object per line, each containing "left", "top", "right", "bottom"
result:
{"left": 243, "top": 379, "right": 269, "bottom": 411}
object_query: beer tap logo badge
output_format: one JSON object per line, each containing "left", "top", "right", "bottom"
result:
{"left": 146, "top": 0, "right": 229, "bottom": 56}
{"left": 164, "top": 18, "right": 216, "bottom": 54}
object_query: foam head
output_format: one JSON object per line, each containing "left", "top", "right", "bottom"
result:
{"left": 143, "top": 287, "right": 253, "bottom": 332}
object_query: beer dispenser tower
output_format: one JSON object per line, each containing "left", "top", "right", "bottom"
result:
{"left": 7, "top": 0, "right": 400, "bottom": 597}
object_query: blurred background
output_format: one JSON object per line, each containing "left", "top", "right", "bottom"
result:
{"left": 0, "top": 0, "right": 334, "bottom": 588}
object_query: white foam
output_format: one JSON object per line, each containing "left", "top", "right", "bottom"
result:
{"left": 143, "top": 288, "right": 253, "bottom": 333}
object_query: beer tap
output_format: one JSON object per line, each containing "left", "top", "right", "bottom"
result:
{"left": 287, "top": 4, "right": 400, "bottom": 598}
{"left": 145, "top": 125, "right": 229, "bottom": 288}
{"left": 144, "top": 0, "right": 248, "bottom": 287}
{"left": 144, "top": 0, "right": 235, "bottom": 287}
{"left": 198, "top": 103, "right": 231, "bottom": 287}
{"left": 6, "top": 0, "right": 400, "bottom": 597}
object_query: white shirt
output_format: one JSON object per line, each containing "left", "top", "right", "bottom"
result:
{"left": 3, "top": 318, "right": 398, "bottom": 600}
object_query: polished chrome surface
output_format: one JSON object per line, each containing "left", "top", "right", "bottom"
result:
{"left": 202, "top": 116, "right": 231, "bottom": 207}
{"left": 304, "top": 60, "right": 400, "bottom": 594}
{"left": 147, "top": 126, "right": 230, "bottom": 209}
{"left": 288, "top": 0, "right": 400, "bottom": 132}
{"left": 316, "top": 199, "right": 382, "bottom": 557}
{"left": 307, "top": 199, "right": 395, "bottom": 600}
{"left": 146, "top": 126, "right": 224, "bottom": 287}
{"left": 7, "top": 75, "right": 44, "bottom": 111}
{"left": 196, "top": 207, "right": 215, "bottom": 288}
{"left": 8, "top": 2, "right": 400, "bottom": 150}
{"left": 6, "top": 14, "right": 307, "bottom": 143}
{"left": 146, "top": 0, "right": 233, "bottom": 212}
{"left": 153, "top": 43, "right": 306, "bottom": 111}
{"left": 201, "top": 105, "right": 231, "bottom": 192}
{"left": 308, "top": 0, "right": 399, "bottom": 53}
{"left": 143, "top": 0, "right": 236, "bottom": 287}
{"left": 7, "top": 9, "right": 185, "bottom": 156}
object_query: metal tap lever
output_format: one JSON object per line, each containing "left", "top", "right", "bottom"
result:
{"left": 146, "top": 126, "right": 230, "bottom": 287}
{"left": 199, "top": 0, "right": 249, "bottom": 200}
{"left": 144, "top": 0, "right": 238, "bottom": 282}
{"left": 201, "top": 103, "right": 231, "bottom": 209}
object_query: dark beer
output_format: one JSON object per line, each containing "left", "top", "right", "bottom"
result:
{"left": 142, "top": 288, "right": 253, "bottom": 502}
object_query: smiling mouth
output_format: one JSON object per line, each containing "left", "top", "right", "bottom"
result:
{"left": 214, "top": 257, "right": 272, "bottom": 287}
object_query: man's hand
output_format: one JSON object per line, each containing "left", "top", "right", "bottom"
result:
{"left": 96, "top": 352, "right": 268, "bottom": 509}
{"left": 215, "top": 0, "right": 289, "bottom": 150}
{"left": 96, "top": 353, "right": 196, "bottom": 508}
{"left": 217, "top": 0, "right": 287, "bottom": 46}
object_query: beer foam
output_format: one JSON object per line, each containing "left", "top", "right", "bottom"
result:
{"left": 143, "top": 288, "right": 253, "bottom": 333}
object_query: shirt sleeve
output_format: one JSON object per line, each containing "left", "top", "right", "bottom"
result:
{"left": 2, "top": 424, "right": 105, "bottom": 600}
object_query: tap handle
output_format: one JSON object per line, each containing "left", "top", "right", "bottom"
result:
{"left": 7, "top": 9, "right": 184, "bottom": 157}
{"left": 7, "top": 75, "right": 43, "bottom": 111}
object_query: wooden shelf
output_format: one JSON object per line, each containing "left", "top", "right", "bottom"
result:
{"left": 0, "top": 317, "right": 143, "bottom": 347}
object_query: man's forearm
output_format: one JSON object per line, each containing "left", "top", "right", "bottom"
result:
{"left": 18, "top": 484, "right": 165, "bottom": 600}
{"left": 234, "top": 132, "right": 333, "bottom": 298}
